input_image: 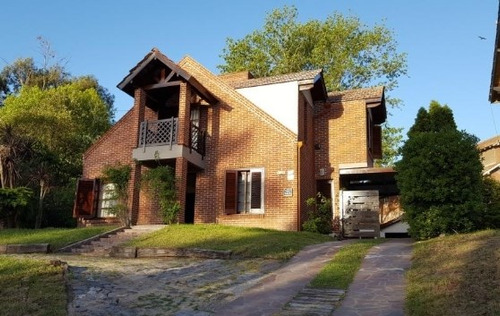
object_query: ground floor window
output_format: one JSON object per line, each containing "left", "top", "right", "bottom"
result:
{"left": 98, "top": 183, "right": 117, "bottom": 218}
{"left": 225, "top": 169, "right": 264, "bottom": 214}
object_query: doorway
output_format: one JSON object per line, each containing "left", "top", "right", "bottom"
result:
{"left": 184, "top": 173, "right": 196, "bottom": 223}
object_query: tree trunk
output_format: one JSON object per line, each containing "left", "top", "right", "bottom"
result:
{"left": 35, "top": 180, "right": 47, "bottom": 229}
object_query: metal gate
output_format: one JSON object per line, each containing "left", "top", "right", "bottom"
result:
{"left": 342, "top": 190, "right": 380, "bottom": 238}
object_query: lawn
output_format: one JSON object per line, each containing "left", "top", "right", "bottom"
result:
{"left": 406, "top": 229, "right": 500, "bottom": 316}
{"left": 126, "top": 224, "right": 333, "bottom": 260}
{"left": 0, "top": 226, "right": 119, "bottom": 251}
{"left": 0, "top": 256, "right": 66, "bottom": 316}
{"left": 310, "top": 239, "right": 384, "bottom": 289}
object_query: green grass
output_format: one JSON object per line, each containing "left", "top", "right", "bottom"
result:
{"left": 126, "top": 224, "right": 333, "bottom": 260}
{"left": 0, "top": 256, "right": 67, "bottom": 316}
{"left": 0, "top": 226, "right": 119, "bottom": 250}
{"left": 406, "top": 230, "right": 500, "bottom": 316}
{"left": 310, "top": 239, "right": 384, "bottom": 289}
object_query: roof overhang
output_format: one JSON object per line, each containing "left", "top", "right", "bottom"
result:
{"left": 366, "top": 91, "right": 387, "bottom": 124}
{"left": 117, "top": 48, "right": 216, "bottom": 104}
{"left": 340, "top": 167, "right": 398, "bottom": 196}
{"left": 298, "top": 71, "right": 327, "bottom": 101}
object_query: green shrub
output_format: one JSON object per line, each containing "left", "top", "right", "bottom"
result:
{"left": 0, "top": 187, "right": 33, "bottom": 228}
{"left": 480, "top": 177, "right": 500, "bottom": 229}
{"left": 302, "top": 193, "right": 332, "bottom": 234}
{"left": 102, "top": 163, "right": 132, "bottom": 226}
{"left": 142, "top": 165, "right": 179, "bottom": 224}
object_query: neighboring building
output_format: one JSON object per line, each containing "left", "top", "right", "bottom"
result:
{"left": 73, "top": 48, "right": 390, "bottom": 234}
{"left": 490, "top": 1, "right": 500, "bottom": 103}
{"left": 479, "top": 136, "right": 500, "bottom": 181}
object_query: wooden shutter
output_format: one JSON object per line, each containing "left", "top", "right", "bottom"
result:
{"left": 372, "top": 125, "right": 382, "bottom": 159}
{"left": 73, "top": 179, "right": 99, "bottom": 219}
{"left": 225, "top": 171, "right": 237, "bottom": 215}
{"left": 250, "top": 172, "right": 262, "bottom": 209}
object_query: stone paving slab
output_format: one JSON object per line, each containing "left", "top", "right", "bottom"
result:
{"left": 332, "top": 239, "right": 413, "bottom": 316}
{"left": 278, "top": 287, "right": 345, "bottom": 316}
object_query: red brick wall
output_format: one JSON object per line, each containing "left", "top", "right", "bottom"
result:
{"left": 193, "top": 97, "right": 299, "bottom": 231}
{"left": 82, "top": 88, "right": 158, "bottom": 224}
{"left": 314, "top": 99, "right": 369, "bottom": 221}
{"left": 298, "top": 93, "right": 317, "bottom": 228}
{"left": 180, "top": 57, "right": 300, "bottom": 231}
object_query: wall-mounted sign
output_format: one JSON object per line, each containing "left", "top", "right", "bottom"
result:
{"left": 283, "top": 188, "right": 293, "bottom": 197}
{"left": 287, "top": 170, "right": 294, "bottom": 181}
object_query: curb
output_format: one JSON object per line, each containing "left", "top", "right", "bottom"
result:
{"left": 0, "top": 243, "right": 50, "bottom": 254}
{"left": 110, "top": 246, "right": 232, "bottom": 259}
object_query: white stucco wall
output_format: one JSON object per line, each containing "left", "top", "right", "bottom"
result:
{"left": 237, "top": 81, "right": 299, "bottom": 134}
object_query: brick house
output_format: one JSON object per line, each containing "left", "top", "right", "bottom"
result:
{"left": 73, "top": 48, "right": 390, "bottom": 233}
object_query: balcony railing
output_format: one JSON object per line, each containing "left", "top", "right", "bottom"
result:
{"left": 138, "top": 117, "right": 205, "bottom": 156}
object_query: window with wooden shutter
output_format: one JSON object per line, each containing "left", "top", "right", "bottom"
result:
{"left": 73, "top": 179, "right": 100, "bottom": 218}
{"left": 225, "top": 169, "right": 264, "bottom": 215}
{"left": 225, "top": 171, "right": 237, "bottom": 214}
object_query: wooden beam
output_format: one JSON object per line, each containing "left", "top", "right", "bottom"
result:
{"left": 165, "top": 70, "right": 175, "bottom": 82}
{"left": 144, "top": 80, "right": 182, "bottom": 90}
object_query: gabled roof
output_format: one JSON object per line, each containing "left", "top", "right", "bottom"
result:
{"left": 229, "top": 69, "right": 323, "bottom": 89}
{"left": 478, "top": 135, "right": 500, "bottom": 153}
{"left": 178, "top": 55, "right": 297, "bottom": 140}
{"left": 117, "top": 48, "right": 216, "bottom": 104}
{"left": 228, "top": 69, "right": 327, "bottom": 101}
{"left": 326, "top": 86, "right": 386, "bottom": 124}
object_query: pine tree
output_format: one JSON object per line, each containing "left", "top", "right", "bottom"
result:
{"left": 396, "top": 101, "right": 484, "bottom": 239}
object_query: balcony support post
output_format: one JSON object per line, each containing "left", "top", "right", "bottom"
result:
{"left": 178, "top": 82, "right": 191, "bottom": 147}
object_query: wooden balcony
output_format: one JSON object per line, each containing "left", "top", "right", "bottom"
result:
{"left": 132, "top": 117, "right": 206, "bottom": 168}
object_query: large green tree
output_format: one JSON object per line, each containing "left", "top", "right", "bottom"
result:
{"left": 396, "top": 101, "right": 485, "bottom": 239}
{"left": 218, "top": 6, "right": 407, "bottom": 165}
{"left": 0, "top": 38, "right": 114, "bottom": 227}
{"left": 1, "top": 81, "right": 111, "bottom": 173}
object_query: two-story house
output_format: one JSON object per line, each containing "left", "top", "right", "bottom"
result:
{"left": 73, "top": 48, "right": 389, "bottom": 234}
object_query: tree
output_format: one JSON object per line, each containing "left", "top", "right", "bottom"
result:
{"left": 0, "top": 81, "right": 112, "bottom": 174}
{"left": 0, "top": 124, "right": 33, "bottom": 189}
{"left": 0, "top": 38, "right": 115, "bottom": 227}
{"left": 218, "top": 6, "right": 407, "bottom": 164}
{"left": 396, "top": 101, "right": 485, "bottom": 239}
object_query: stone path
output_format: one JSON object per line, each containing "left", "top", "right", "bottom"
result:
{"left": 332, "top": 239, "right": 413, "bottom": 316}
{"left": 63, "top": 255, "right": 281, "bottom": 315}
{"left": 213, "top": 240, "right": 351, "bottom": 316}
{"left": 9, "top": 238, "right": 413, "bottom": 316}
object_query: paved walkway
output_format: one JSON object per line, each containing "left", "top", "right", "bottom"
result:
{"left": 213, "top": 240, "right": 351, "bottom": 316}
{"left": 333, "top": 239, "right": 413, "bottom": 316}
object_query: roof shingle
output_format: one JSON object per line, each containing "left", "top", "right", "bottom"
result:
{"left": 228, "top": 69, "right": 323, "bottom": 89}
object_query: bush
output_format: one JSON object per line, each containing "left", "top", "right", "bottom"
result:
{"left": 480, "top": 177, "right": 500, "bottom": 229}
{"left": 141, "top": 165, "right": 180, "bottom": 224}
{"left": 102, "top": 163, "right": 132, "bottom": 227}
{"left": 302, "top": 193, "right": 332, "bottom": 234}
{"left": 0, "top": 187, "right": 32, "bottom": 228}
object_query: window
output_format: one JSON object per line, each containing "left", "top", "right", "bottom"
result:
{"left": 225, "top": 169, "right": 264, "bottom": 214}
{"left": 98, "top": 183, "right": 118, "bottom": 218}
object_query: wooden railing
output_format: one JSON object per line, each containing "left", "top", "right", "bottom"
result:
{"left": 138, "top": 117, "right": 205, "bottom": 156}
{"left": 139, "top": 117, "right": 178, "bottom": 148}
